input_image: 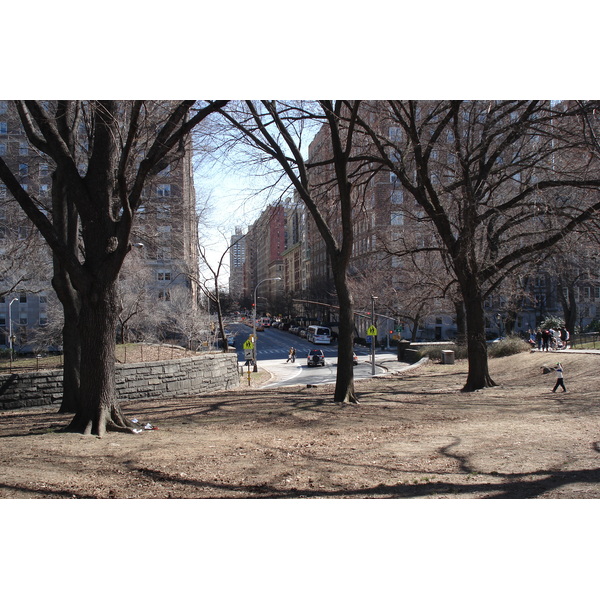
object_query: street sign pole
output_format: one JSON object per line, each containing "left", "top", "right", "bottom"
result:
{"left": 370, "top": 296, "right": 378, "bottom": 376}
{"left": 243, "top": 338, "right": 255, "bottom": 386}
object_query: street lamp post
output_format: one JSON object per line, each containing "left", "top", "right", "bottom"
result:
{"left": 371, "top": 295, "right": 378, "bottom": 376}
{"left": 252, "top": 277, "right": 281, "bottom": 372}
{"left": 8, "top": 297, "right": 18, "bottom": 363}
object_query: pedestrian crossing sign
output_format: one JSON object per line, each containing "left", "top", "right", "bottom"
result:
{"left": 367, "top": 325, "right": 378, "bottom": 336}
{"left": 243, "top": 338, "right": 254, "bottom": 350}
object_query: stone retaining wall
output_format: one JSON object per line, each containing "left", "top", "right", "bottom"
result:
{"left": 0, "top": 353, "right": 240, "bottom": 410}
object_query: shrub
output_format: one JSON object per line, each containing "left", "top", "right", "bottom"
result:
{"left": 540, "top": 316, "right": 565, "bottom": 330}
{"left": 487, "top": 336, "right": 531, "bottom": 358}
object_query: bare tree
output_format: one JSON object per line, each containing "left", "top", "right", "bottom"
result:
{"left": 0, "top": 100, "right": 227, "bottom": 435}
{"left": 162, "top": 286, "right": 210, "bottom": 351}
{"left": 219, "top": 101, "right": 368, "bottom": 403}
{"left": 354, "top": 100, "right": 600, "bottom": 391}
{"left": 116, "top": 248, "right": 155, "bottom": 344}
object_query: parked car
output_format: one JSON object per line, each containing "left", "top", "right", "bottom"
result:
{"left": 299, "top": 328, "right": 307, "bottom": 338}
{"left": 307, "top": 348, "right": 325, "bottom": 367}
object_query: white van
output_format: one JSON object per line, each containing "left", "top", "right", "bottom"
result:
{"left": 306, "top": 325, "right": 332, "bottom": 345}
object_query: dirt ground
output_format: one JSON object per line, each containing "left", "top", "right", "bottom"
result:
{"left": 1, "top": 351, "right": 599, "bottom": 499}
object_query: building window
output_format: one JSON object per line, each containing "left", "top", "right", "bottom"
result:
{"left": 158, "top": 290, "right": 171, "bottom": 301}
{"left": 39, "top": 313, "right": 48, "bottom": 325}
{"left": 39, "top": 163, "right": 49, "bottom": 177}
{"left": 39, "top": 294, "right": 47, "bottom": 304}
{"left": 0, "top": 184, "right": 6, "bottom": 198}
{"left": 157, "top": 184, "right": 171, "bottom": 197}
{"left": 20, "top": 293, "right": 27, "bottom": 303}
{"left": 40, "top": 184, "right": 49, "bottom": 197}
{"left": 391, "top": 211, "right": 404, "bottom": 226}
{"left": 0, "top": 101, "right": 7, "bottom": 114}
{"left": 0, "top": 122, "right": 7, "bottom": 135}
{"left": 388, "top": 127, "right": 402, "bottom": 142}
{"left": 19, "top": 142, "right": 29, "bottom": 156}
{"left": 0, "top": 143, "right": 6, "bottom": 156}
{"left": 157, "top": 271, "right": 171, "bottom": 281}
{"left": 18, "top": 226, "right": 29, "bottom": 240}
{"left": 391, "top": 190, "right": 403, "bottom": 204}
{"left": 19, "top": 163, "right": 28, "bottom": 177}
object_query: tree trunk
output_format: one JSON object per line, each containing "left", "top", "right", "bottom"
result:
{"left": 462, "top": 291, "right": 497, "bottom": 392}
{"left": 58, "top": 317, "right": 81, "bottom": 413}
{"left": 332, "top": 263, "right": 357, "bottom": 403}
{"left": 52, "top": 170, "right": 82, "bottom": 413}
{"left": 454, "top": 300, "right": 466, "bottom": 346}
{"left": 65, "top": 281, "right": 132, "bottom": 436}
{"left": 52, "top": 270, "right": 81, "bottom": 413}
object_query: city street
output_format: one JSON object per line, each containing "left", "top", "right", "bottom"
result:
{"left": 226, "top": 321, "right": 388, "bottom": 387}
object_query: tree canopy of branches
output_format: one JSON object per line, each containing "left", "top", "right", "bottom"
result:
{"left": 353, "top": 100, "right": 600, "bottom": 390}
{"left": 0, "top": 100, "right": 227, "bottom": 435}
{"left": 217, "top": 100, "right": 367, "bottom": 403}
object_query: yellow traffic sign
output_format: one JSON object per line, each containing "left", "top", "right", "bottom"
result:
{"left": 242, "top": 338, "right": 254, "bottom": 350}
{"left": 367, "top": 325, "right": 378, "bottom": 336}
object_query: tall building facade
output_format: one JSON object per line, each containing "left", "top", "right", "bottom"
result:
{"left": 234, "top": 102, "right": 600, "bottom": 340}
{"left": 228, "top": 226, "right": 246, "bottom": 301}
{"left": 0, "top": 100, "right": 200, "bottom": 350}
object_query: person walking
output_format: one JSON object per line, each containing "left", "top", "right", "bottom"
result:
{"left": 286, "top": 347, "right": 296, "bottom": 363}
{"left": 552, "top": 362, "right": 567, "bottom": 392}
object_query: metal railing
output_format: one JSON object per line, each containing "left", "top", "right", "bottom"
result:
{"left": 569, "top": 331, "right": 600, "bottom": 350}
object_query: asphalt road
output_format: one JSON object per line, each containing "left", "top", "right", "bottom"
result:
{"left": 226, "top": 321, "right": 386, "bottom": 387}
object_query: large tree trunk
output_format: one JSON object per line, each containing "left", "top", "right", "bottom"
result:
{"left": 65, "top": 281, "right": 132, "bottom": 436}
{"left": 58, "top": 314, "right": 81, "bottom": 413}
{"left": 462, "top": 287, "right": 497, "bottom": 392}
{"left": 52, "top": 170, "right": 82, "bottom": 413}
{"left": 52, "top": 270, "right": 81, "bottom": 413}
{"left": 332, "top": 263, "right": 357, "bottom": 403}
{"left": 454, "top": 300, "right": 466, "bottom": 346}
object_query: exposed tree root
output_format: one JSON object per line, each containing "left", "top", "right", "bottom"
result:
{"left": 63, "top": 404, "right": 140, "bottom": 437}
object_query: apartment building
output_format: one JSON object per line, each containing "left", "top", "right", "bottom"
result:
{"left": 0, "top": 100, "right": 200, "bottom": 350}
{"left": 234, "top": 101, "right": 600, "bottom": 340}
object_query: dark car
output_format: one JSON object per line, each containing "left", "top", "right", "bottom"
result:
{"left": 307, "top": 348, "right": 325, "bottom": 367}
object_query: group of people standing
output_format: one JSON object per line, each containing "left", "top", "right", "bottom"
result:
{"left": 534, "top": 327, "right": 570, "bottom": 351}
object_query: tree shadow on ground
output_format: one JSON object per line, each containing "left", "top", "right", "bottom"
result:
{"left": 127, "top": 464, "right": 600, "bottom": 499}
